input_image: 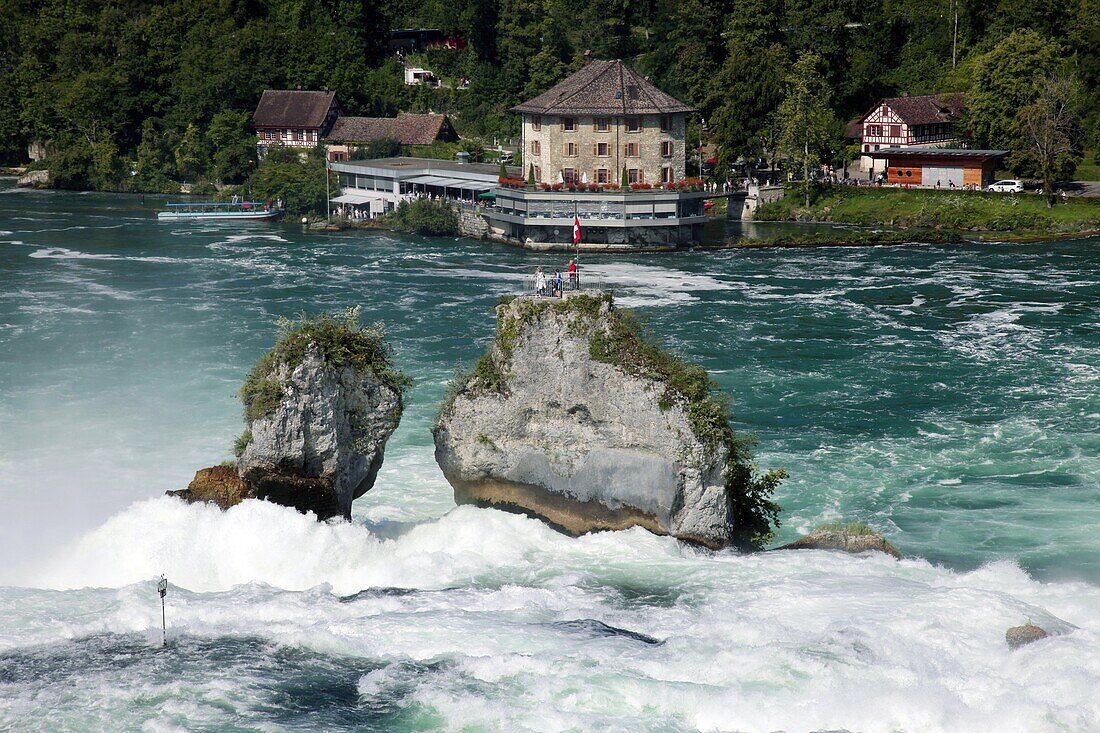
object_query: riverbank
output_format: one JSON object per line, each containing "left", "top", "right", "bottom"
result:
{"left": 756, "top": 184, "right": 1100, "bottom": 240}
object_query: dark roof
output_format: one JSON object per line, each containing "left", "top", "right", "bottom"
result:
{"left": 863, "top": 93, "right": 965, "bottom": 125}
{"left": 868, "top": 147, "right": 1008, "bottom": 160}
{"left": 253, "top": 90, "right": 337, "bottom": 128}
{"left": 843, "top": 117, "right": 863, "bottom": 139}
{"left": 326, "top": 113, "right": 451, "bottom": 146}
{"left": 512, "top": 59, "right": 695, "bottom": 116}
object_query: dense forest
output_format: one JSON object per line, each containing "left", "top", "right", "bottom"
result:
{"left": 1, "top": 0, "right": 1097, "bottom": 196}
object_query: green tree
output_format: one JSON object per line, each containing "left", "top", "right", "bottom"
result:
{"left": 966, "top": 29, "right": 1064, "bottom": 170}
{"left": 174, "top": 123, "right": 205, "bottom": 181}
{"left": 251, "top": 147, "right": 332, "bottom": 216}
{"left": 710, "top": 43, "right": 787, "bottom": 176}
{"left": 206, "top": 110, "right": 256, "bottom": 184}
{"left": 775, "top": 52, "right": 836, "bottom": 207}
{"left": 1018, "top": 72, "right": 1083, "bottom": 205}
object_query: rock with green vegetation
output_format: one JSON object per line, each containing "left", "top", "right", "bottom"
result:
{"left": 232, "top": 308, "right": 410, "bottom": 519}
{"left": 1006, "top": 623, "right": 1049, "bottom": 649}
{"left": 776, "top": 522, "right": 902, "bottom": 559}
{"left": 433, "top": 293, "right": 785, "bottom": 551}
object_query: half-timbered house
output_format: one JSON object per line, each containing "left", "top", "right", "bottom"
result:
{"left": 857, "top": 93, "right": 964, "bottom": 174}
{"left": 252, "top": 90, "right": 341, "bottom": 158}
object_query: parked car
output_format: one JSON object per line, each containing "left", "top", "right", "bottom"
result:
{"left": 987, "top": 179, "right": 1024, "bottom": 193}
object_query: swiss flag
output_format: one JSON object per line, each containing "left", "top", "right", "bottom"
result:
{"left": 573, "top": 215, "right": 581, "bottom": 245}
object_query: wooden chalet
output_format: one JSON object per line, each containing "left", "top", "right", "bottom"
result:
{"left": 253, "top": 90, "right": 341, "bottom": 156}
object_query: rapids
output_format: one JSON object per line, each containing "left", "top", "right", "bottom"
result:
{"left": 1, "top": 184, "right": 1098, "bottom": 731}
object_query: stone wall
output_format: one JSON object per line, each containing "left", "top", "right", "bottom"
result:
{"left": 523, "top": 114, "right": 686, "bottom": 185}
{"left": 456, "top": 206, "right": 490, "bottom": 239}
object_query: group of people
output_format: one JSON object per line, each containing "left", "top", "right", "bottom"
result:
{"left": 534, "top": 259, "right": 579, "bottom": 297}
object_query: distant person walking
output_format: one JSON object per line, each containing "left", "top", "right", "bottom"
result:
{"left": 535, "top": 266, "right": 546, "bottom": 297}
{"left": 568, "top": 259, "right": 578, "bottom": 290}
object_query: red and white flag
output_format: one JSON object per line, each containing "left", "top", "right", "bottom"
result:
{"left": 573, "top": 215, "right": 581, "bottom": 245}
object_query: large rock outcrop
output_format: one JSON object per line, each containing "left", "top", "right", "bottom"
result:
{"left": 433, "top": 293, "right": 785, "bottom": 550}
{"left": 170, "top": 310, "right": 408, "bottom": 519}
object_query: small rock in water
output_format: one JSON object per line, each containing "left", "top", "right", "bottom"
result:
{"left": 1006, "top": 623, "right": 1049, "bottom": 649}
{"left": 166, "top": 465, "right": 248, "bottom": 510}
{"left": 776, "top": 523, "right": 902, "bottom": 559}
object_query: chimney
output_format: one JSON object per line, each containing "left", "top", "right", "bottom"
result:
{"left": 583, "top": 49, "right": 593, "bottom": 65}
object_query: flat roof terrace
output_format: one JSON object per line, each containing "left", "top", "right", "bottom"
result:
{"left": 331, "top": 156, "right": 520, "bottom": 181}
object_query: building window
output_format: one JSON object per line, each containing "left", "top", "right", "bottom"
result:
{"left": 294, "top": 130, "right": 304, "bottom": 142}
{"left": 564, "top": 142, "right": 577, "bottom": 157}
{"left": 628, "top": 168, "right": 642, "bottom": 183}
{"left": 625, "top": 117, "right": 641, "bottom": 133}
{"left": 596, "top": 168, "right": 609, "bottom": 183}
{"left": 661, "top": 166, "right": 673, "bottom": 183}
{"left": 594, "top": 117, "right": 611, "bottom": 132}
{"left": 624, "top": 142, "right": 639, "bottom": 157}
{"left": 660, "top": 141, "right": 673, "bottom": 157}
{"left": 562, "top": 168, "right": 576, "bottom": 183}
{"left": 530, "top": 140, "right": 541, "bottom": 156}
{"left": 562, "top": 117, "right": 576, "bottom": 132}
{"left": 659, "top": 115, "right": 671, "bottom": 132}
{"left": 531, "top": 116, "right": 541, "bottom": 131}
{"left": 263, "top": 130, "right": 274, "bottom": 140}
{"left": 890, "top": 125, "right": 901, "bottom": 137}
{"left": 593, "top": 142, "right": 610, "bottom": 157}
{"left": 867, "top": 124, "right": 882, "bottom": 137}
{"left": 863, "top": 144, "right": 870, "bottom": 152}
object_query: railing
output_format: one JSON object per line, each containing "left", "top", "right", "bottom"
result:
{"left": 522, "top": 271, "right": 605, "bottom": 297}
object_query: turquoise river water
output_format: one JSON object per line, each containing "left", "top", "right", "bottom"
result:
{"left": 1, "top": 183, "right": 1098, "bottom": 731}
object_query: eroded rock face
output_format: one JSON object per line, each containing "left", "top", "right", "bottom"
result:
{"left": 776, "top": 527, "right": 903, "bottom": 559}
{"left": 433, "top": 295, "right": 738, "bottom": 549}
{"left": 236, "top": 343, "right": 403, "bottom": 519}
{"left": 167, "top": 466, "right": 249, "bottom": 510}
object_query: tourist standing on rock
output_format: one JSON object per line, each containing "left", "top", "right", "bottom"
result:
{"left": 568, "top": 259, "right": 578, "bottom": 290}
{"left": 535, "top": 266, "right": 546, "bottom": 296}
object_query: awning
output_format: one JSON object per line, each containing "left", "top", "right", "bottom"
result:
{"left": 331, "top": 192, "right": 378, "bottom": 204}
{"left": 403, "top": 174, "right": 496, "bottom": 190}
{"left": 477, "top": 191, "right": 496, "bottom": 199}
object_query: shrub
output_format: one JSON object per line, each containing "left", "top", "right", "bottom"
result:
{"left": 239, "top": 308, "right": 411, "bottom": 426}
{"left": 383, "top": 198, "right": 460, "bottom": 236}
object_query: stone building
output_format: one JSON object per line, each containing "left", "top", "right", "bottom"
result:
{"left": 513, "top": 58, "right": 695, "bottom": 186}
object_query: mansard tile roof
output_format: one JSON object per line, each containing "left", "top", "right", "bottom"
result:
{"left": 512, "top": 59, "right": 696, "bottom": 116}
{"left": 863, "top": 93, "right": 965, "bottom": 125}
{"left": 253, "top": 90, "right": 337, "bottom": 128}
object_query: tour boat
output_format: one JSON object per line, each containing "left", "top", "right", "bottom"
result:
{"left": 156, "top": 200, "right": 280, "bottom": 221}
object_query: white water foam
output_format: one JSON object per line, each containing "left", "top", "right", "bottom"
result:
{"left": 6, "top": 496, "right": 1098, "bottom": 731}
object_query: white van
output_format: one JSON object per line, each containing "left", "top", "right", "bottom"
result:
{"left": 987, "top": 179, "right": 1024, "bottom": 193}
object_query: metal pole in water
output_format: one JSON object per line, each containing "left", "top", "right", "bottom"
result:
{"left": 158, "top": 576, "right": 168, "bottom": 647}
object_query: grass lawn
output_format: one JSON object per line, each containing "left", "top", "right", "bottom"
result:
{"left": 755, "top": 184, "right": 1100, "bottom": 237}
